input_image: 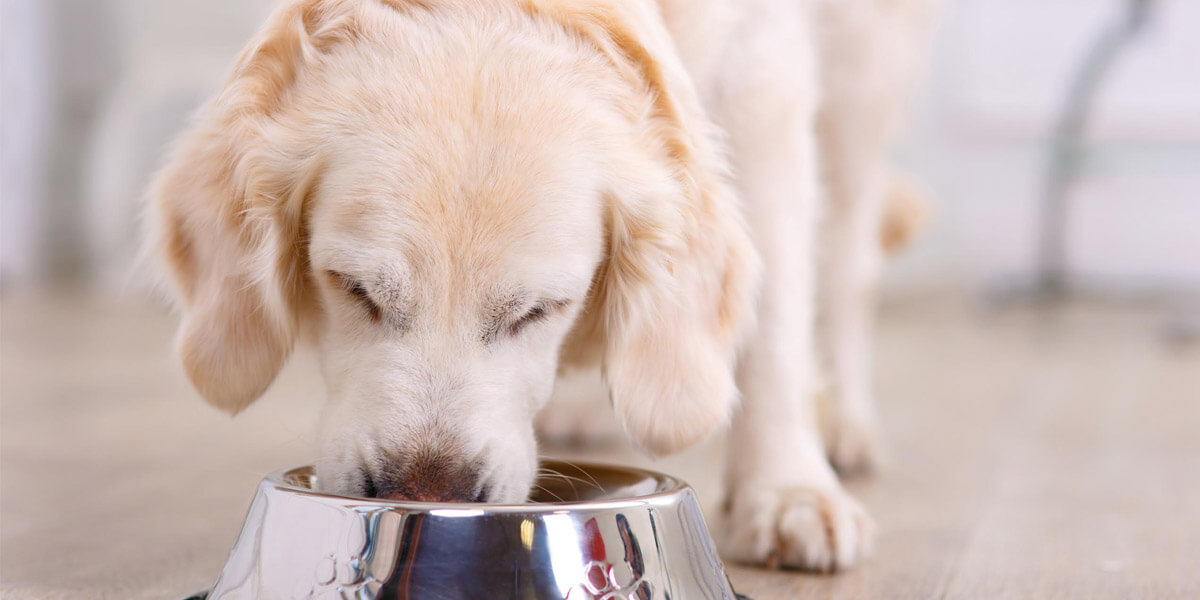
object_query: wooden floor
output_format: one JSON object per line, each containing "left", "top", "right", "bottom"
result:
{"left": 2, "top": 290, "right": 1198, "bottom": 599}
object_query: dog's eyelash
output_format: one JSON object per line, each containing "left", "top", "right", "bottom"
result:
{"left": 507, "top": 301, "right": 567, "bottom": 337}
{"left": 328, "top": 271, "right": 381, "bottom": 321}
{"left": 510, "top": 306, "right": 547, "bottom": 334}
{"left": 508, "top": 307, "right": 543, "bottom": 337}
{"left": 348, "top": 281, "right": 372, "bottom": 304}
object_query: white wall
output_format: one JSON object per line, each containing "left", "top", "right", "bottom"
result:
{"left": 1, "top": 0, "right": 1197, "bottom": 293}
{"left": 887, "top": 0, "right": 1200, "bottom": 293}
{"left": 1, "top": 0, "right": 52, "bottom": 287}
{"left": 1, "top": 0, "right": 275, "bottom": 290}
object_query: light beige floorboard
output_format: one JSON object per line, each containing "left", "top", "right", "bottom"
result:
{"left": 2, "top": 291, "right": 1197, "bottom": 599}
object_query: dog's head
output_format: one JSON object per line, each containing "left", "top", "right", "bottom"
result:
{"left": 149, "top": 0, "right": 757, "bottom": 502}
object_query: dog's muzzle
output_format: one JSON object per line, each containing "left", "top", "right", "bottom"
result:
{"left": 364, "top": 448, "right": 487, "bottom": 503}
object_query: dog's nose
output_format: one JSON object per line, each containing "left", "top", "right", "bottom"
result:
{"left": 369, "top": 451, "right": 485, "bottom": 503}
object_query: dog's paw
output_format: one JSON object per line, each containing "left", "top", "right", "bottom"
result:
{"left": 719, "top": 483, "right": 874, "bottom": 572}
{"left": 824, "top": 409, "right": 885, "bottom": 476}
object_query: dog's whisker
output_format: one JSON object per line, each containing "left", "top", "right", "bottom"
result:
{"left": 552, "top": 459, "right": 605, "bottom": 491}
{"left": 539, "top": 463, "right": 605, "bottom": 496}
{"left": 532, "top": 483, "right": 564, "bottom": 503}
{"left": 540, "top": 472, "right": 579, "bottom": 497}
{"left": 539, "top": 471, "right": 602, "bottom": 491}
{"left": 536, "top": 465, "right": 584, "bottom": 497}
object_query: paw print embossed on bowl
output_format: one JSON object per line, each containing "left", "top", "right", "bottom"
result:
{"left": 202, "top": 461, "right": 738, "bottom": 599}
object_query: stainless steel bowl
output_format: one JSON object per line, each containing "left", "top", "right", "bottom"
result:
{"left": 203, "top": 460, "right": 740, "bottom": 599}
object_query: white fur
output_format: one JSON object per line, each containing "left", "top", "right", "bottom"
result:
{"left": 656, "top": 0, "right": 938, "bottom": 571}
{"left": 148, "top": 0, "right": 938, "bottom": 570}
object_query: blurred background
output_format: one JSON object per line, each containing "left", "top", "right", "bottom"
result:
{"left": 3, "top": 0, "right": 1199, "bottom": 296}
{"left": 2, "top": 1, "right": 1198, "bottom": 598}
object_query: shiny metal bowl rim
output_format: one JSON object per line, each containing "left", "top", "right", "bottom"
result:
{"left": 269, "top": 460, "right": 689, "bottom": 513}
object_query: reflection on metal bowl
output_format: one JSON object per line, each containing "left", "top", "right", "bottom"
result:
{"left": 203, "top": 460, "right": 740, "bottom": 599}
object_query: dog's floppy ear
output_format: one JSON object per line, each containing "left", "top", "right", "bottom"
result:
{"left": 147, "top": 1, "right": 356, "bottom": 413}
{"left": 540, "top": 1, "right": 761, "bottom": 455}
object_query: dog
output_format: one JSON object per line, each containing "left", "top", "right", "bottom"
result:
{"left": 148, "top": 0, "right": 937, "bottom": 572}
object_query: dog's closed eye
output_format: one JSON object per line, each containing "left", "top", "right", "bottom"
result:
{"left": 512, "top": 299, "right": 575, "bottom": 337}
{"left": 326, "top": 271, "right": 381, "bottom": 321}
{"left": 508, "top": 304, "right": 549, "bottom": 336}
{"left": 484, "top": 298, "right": 571, "bottom": 341}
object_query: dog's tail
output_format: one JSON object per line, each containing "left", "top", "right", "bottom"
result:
{"left": 879, "top": 169, "right": 931, "bottom": 256}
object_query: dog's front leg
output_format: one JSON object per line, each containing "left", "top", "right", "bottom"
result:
{"left": 709, "top": 21, "right": 873, "bottom": 572}
{"left": 812, "top": 0, "right": 940, "bottom": 475}
{"left": 717, "top": 159, "right": 875, "bottom": 571}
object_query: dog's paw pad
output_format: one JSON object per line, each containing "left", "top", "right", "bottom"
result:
{"left": 719, "top": 484, "right": 874, "bottom": 572}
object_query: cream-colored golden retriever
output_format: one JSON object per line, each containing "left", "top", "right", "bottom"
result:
{"left": 149, "top": 0, "right": 937, "bottom": 571}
